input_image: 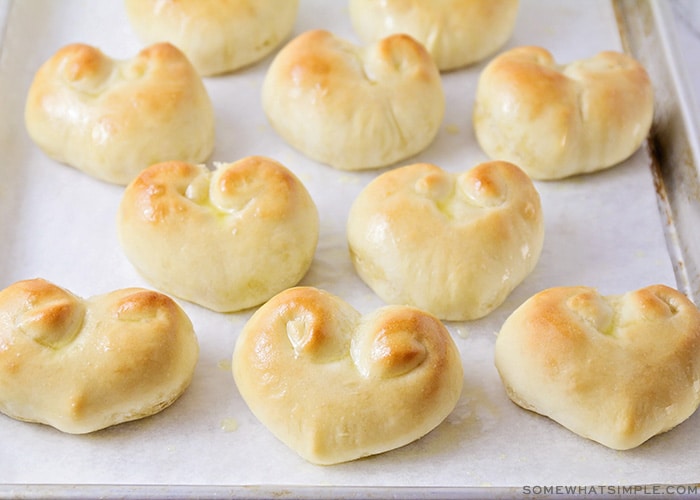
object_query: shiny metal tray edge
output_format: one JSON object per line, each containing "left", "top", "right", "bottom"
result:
{"left": 616, "top": 0, "right": 700, "bottom": 304}
{"left": 3, "top": 483, "right": 700, "bottom": 500}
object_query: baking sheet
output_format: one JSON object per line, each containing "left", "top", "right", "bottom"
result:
{"left": 0, "top": 0, "right": 697, "bottom": 495}
{"left": 616, "top": 0, "right": 700, "bottom": 307}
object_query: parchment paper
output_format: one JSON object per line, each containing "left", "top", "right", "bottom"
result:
{"left": 0, "top": 0, "right": 695, "bottom": 490}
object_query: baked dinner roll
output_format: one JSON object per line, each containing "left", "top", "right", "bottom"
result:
{"left": 0, "top": 278, "right": 199, "bottom": 434}
{"left": 25, "top": 42, "right": 215, "bottom": 185}
{"left": 232, "top": 286, "right": 463, "bottom": 465}
{"left": 473, "top": 46, "right": 654, "bottom": 180}
{"left": 262, "top": 29, "right": 445, "bottom": 170}
{"left": 117, "top": 156, "right": 319, "bottom": 312}
{"left": 495, "top": 285, "right": 700, "bottom": 450}
{"left": 347, "top": 161, "right": 543, "bottom": 321}
{"left": 124, "top": 0, "right": 300, "bottom": 76}
{"left": 349, "top": 0, "right": 519, "bottom": 71}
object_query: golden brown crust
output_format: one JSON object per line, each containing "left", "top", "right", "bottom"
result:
{"left": 117, "top": 157, "right": 319, "bottom": 312}
{"left": 262, "top": 30, "right": 444, "bottom": 170}
{"left": 124, "top": 0, "right": 300, "bottom": 76}
{"left": 349, "top": 0, "right": 519, "bottom": 70}
{"left": 347, "top": 160, "right": 544, "bottom": 320}
{"left": 473, "top": 46, "right": 654, "bottom": 179}
{"left": 232, "top": 286, "right": 463, "bottom": 464}
{"left": 5, "top": 279, "right": 85, "bottom": 349}
{"left": 24, "top": 42, "right": 214, "bottom": 185}
{"left": 495, "top": 285, "right": 700, "bottom": 449}
{"left": 0, "top": 278, "right": 199, "bottom": 434}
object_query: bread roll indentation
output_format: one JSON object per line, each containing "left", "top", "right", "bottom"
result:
{"left": 117, "top": 157, "right": 319, "bottom": 312}
{"left": 347, "top": 161, "right": 544, "bottom": 320}
{"left": 0, "top": 278, "right": 199, "bottom": 434}
{"left": 25, "top": 43, "right": 215, "bottom": 185}
{"left": 233, "top": 286, "right": 463, "bottom": 464}
{"left": 495, "top": 284, "right": 700, "bottom": 450}
{"left": 473, "top": 46, "right": 654, "bottom": 179}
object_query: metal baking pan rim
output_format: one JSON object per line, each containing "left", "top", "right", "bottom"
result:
{"left": 615, "top": 0, "right": 700, "bottom": 303}
{"left": 1, "top": 483, "right": 699, "bottom": 500}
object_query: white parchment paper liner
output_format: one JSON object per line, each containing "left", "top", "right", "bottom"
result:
{"left": 0, "top": 0, "right": 695, "bottom": 489}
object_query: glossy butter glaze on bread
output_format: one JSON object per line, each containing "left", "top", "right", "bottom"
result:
{"left": 347, "top": 161, "right": 544, "bottom": 320}
{"left": 25, "top": 42, "right": 215, "bottom": 185}
{"left": 232, "top": 286, "right": 464, "bottom": 464}
{"left": 262, "top": 29, "right": 445, "bottom": 170}
{"left": 473, "top": 47, "right": 654, "bottom": 180}
{"left": 117, "top": 156, "right": 319, "bottom": 312}
{"left": 495, "top": 285, "right": 700, "bottom": 449}
{"left": 0, "top": 278, "right": 199, "bottom": 434}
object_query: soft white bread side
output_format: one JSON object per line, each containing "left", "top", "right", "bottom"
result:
{"left": 349, "top": 0, "right": 519, "bottom": 71}
{"left": 262, "top": 29, "right": 445, "bottom": 170}
{"left": 232, "top": 286, "right": 463, "bottom": 465}
{"left": 473, "top": 46, "right": 654, "bottom": 180}
{"left": 347, "top": 161, "right": 543, "bottom": 321}
{"left": 0, "top": 278, "right": 199, "bottom": 434}
{"left": 24, "top": 43, "right": 215, "bottom": 185}
{"left": 117, "top": 156, "right": 319, "bottom": 312}
{"left": 494, "top": 285, "right": 700, "bottom": 450}
{"left": 124, "top": 0, "right": 300, "bottom": 76}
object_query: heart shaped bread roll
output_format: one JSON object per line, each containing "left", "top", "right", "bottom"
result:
{"left": 347, "top": 161, "right": 544, "bottom": 321}
{"left": 25, "top": 43, "right": 215, "bottom": 185}
{"left": 262, "top": 29, "right": 445, "bottom": 170}
{"left": 473, "top": 47, "right": 654, "bottom": 180}
{"left": 495, "top": 285, "right": 700, "bottom": 450}
{"left": 0, "top": 278, "right": 199, "bottom": 434}
{"left": 349, "top": 0, "right": 519, "bottom": 71}
{"left": 232, "top": 286, "right": 463, "bottom": 465}
{"left": 117, "top": 156, "right": 319, "bottom": 312}
{"left": 124, "top": 0, "right": 300, "bottom": 76}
